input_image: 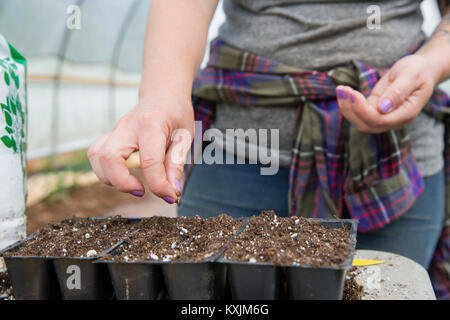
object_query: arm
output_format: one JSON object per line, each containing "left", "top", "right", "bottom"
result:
{"left": 336, "top": 4, "right": 450, "bottom": 133}
{"left": 416, "top": 4, "right": 450, "bottom": 83}
{"left": 88, "top": 0, "right": 218, "bottom": 201}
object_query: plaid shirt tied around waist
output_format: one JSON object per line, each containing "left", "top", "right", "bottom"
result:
{"left": 191, "top": 38, "right": 450, "bottom": 298}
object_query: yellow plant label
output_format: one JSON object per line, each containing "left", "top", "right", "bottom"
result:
{"left": 352, "top": 259, "right": 384, "bottom": 266}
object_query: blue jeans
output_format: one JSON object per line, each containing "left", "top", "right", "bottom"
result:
{"left": 178, "top": 161, "right": 445, "bottom": 269}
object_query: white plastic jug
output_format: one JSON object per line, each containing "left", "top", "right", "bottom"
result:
{"left": 0, "top": 34, "right": 26, "bottom": 250}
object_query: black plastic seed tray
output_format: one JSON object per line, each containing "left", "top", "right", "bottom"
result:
{"left": 99, "top": 250, "right": 226, "bottom": 300}
{"left": 218, "top": 218, "right": 358, "bottom": 300}
{"left": 162, "top": 260, "right": 227, "bottom": 300}
{"left": 1, "top": 235, "right": 61, "bottom": 300}
{"left": 1, "top": 216, "right": 357, "bottom": 300}
{"left": 98, "top": 219, "right": 248, "bottom": 300}
{"left": 52, "top": 217, "right": 141, "bottom": 300}
{"left": 0, "top": 217, "right": 140, "bottom": 300}
{"left": 100, "top": 257, "right": 164, "bottom": 300}
{"left": 51, "top": 247, "right": 117, "bottom": 300}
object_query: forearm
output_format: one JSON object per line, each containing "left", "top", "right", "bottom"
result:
{"left": 416, "top": 6, "right": 450, "bottom": 84}
{"left": 139, "top": 0, "right": 218, "bottom": 103}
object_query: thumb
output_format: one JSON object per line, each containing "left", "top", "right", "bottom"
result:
{"left": 376, "top": 72, "right": 416, "bottom": 114}
{"left": 165, "top": 128, "right": 193, "bottom": 196}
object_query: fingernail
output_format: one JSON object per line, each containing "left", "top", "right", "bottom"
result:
{"left": 176, "top": 180, "right": 182, "bottom": 194}
{"left": 336, "top": 88, "right": 347, "bottom": 99}
{"left": 379, "top": 98, "right": 393, "bottom": 113}
{"left": 350, "top": 94, "right": 355, "bottom": 103}
{"left": 131, "top": 190, "right": 144, "bottom": 197}
{"left": 163, "top": 196, "right": 175, "bottom": 204}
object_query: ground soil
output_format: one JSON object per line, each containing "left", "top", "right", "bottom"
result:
{"left": 224, "top": 210, "right": 352, "bottom": 266}
{"left": 3, "top": 216, "right": 136, "bottom": 258}
{"left": 103, "top": 214, "right": 244, "bottom": 262}
{"left": 0, "top": 271, "right": 13, "bottom": 300}
{"left": 344, "top": 267, "right": 365, "bottom": 300}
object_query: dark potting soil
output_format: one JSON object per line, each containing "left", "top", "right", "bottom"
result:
{"left": 224, "top": 210, "right": 352, "bottom": 266}
{"left": 344, "top": 268, "right": 365, "bottom": 300}
{"left": 3, "top": 216, "right": 135, "bottom": 258}
{"left": 102, "top": 214, "right": 244, "bottom": 262}
{"left": 0, "top": 271, "right": 13, "bottom": 300}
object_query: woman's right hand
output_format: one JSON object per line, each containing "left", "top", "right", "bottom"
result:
{"left": 88, "top": 0, "right": 217, "bottom": 202}
{"left": 87, "top": 94, "right": 194, "bottom": 203}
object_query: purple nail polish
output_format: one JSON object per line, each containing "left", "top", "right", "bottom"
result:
{"left": 176, "top": 180, "right": 182, "bottom": 194}
{"left": 131, "top": 190, "right": 144, "bottom": 197}
{"left": 379, "top": 98, "right": 393, "bottom": 113}
{"left": 163, "top": 196, "right": 175, "bottom": 204}
{"left": 350, "top": 94, "right": 355, "bottom": 103}
{"left": 336, "top": 88, "right": 347, "bottom": 99}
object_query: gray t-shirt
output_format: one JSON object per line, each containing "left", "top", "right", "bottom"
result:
{"left": 213, "top": 0, "right": 444, "bottom": 177}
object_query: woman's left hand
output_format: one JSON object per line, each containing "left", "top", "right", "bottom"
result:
{"left": 336, "top": 54, "right": 440, "bottom": 133}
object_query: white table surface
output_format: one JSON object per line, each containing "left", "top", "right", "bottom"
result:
{"left": 353, "top": 250, "right": 435, "bottom": 300}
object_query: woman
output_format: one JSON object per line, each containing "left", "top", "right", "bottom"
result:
{"left": 88, "top": 0, "right": 450, "bottom": 298}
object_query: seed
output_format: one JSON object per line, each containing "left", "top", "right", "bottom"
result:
{"left": 149, "top": 253, "right": 159, "bottom": 260}
{"left": 86, "top": 249, "right": 97, "bottom": 257}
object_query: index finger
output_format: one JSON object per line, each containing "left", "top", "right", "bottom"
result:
{"left": 99, "top": 129, "right": 145, "bottom": 194}
{"left": 139, "top": 125, "right": 178, "bottom": 202}
{"left": 338, "top": 86, "right": 385, "bottom": 130}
